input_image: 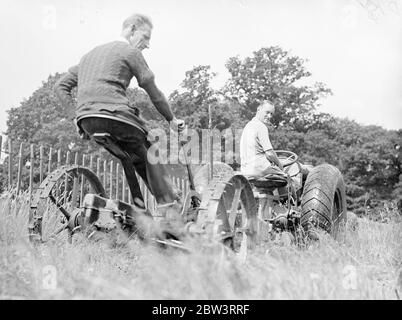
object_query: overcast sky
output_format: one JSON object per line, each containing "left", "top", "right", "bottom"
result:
{"left": 0, "top": 0, "right": 401, "bottom": 139}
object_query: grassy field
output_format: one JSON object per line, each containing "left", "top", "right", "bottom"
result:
{"left": 1, "top": 192, "right": 401, "bottom": 300}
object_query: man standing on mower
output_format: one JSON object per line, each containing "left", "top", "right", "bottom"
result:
{"left": 240, "top": 100, "right": 284, "bottom": 179}
{"left": 54, "top": 13, "right": 184, "bottom": 212}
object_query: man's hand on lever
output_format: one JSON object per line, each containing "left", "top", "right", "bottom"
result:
{"left": 265, "top": 149, "right": 284, "bottom": 171}
{"left": 169, "top": 117, "right": 185, "bottom": 133}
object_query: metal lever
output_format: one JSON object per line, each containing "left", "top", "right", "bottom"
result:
{"left": 179, "top": 126, "right": 196, "bottom": 192}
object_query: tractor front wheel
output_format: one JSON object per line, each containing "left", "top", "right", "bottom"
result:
{"left": 301, "top": 164, "right": 347, "bottom": 239}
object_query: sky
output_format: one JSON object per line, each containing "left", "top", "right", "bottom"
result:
{"left": 0, "top": 0, "right": 401, "bottom": 141}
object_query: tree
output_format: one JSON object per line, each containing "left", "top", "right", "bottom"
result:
{"left": 6, "top": 74, "right": 72, "bottom": 142}
{"left": 319, "top": 118, "right": 402, "bottom": 215}
{"left": 223, "top": 46, "right": 332, "bottom": 131}
{"left": 169, "top": 65, "right": 245, "bottom": 130}
{"left": 127, "top": 87, "right": 166, "bottom": 130}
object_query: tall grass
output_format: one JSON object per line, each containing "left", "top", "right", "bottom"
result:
{"left": 1, "top": 192, "right": 401, "bottom": 300}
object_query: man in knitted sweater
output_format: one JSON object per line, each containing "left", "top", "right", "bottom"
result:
{"left": 54, "top": 13, "right": 184, "bottom": 214}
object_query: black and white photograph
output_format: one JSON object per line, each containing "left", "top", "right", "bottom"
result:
{"left": 0, "top": 0, "right": 401, "bottom": 303}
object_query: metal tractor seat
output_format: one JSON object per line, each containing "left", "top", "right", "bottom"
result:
{"left": 247, "top": 167, "right": 288, "bottom": 189}
{"left": 92, "top": 133, "right": 130, "bottom": 160}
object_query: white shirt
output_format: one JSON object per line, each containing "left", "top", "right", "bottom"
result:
{"left": 118, "top": 36, "right": 129, "bottom": 43}
{"left": 240, "top": 117, "right": 273, "bottom": 178}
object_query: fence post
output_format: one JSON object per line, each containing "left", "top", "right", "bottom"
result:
{"left": 116, "top": 162, "right": 120, "bottom": 200}
{"left": 179, "top": 178, "right": 183, "bottom": 194}
{"left": 64, "top": 151, "right": 71, "bottom": 204}
{"left": 8, "top": 139, "right": 12, "bottom": 190}
{"left": 80, "top": 154, "right": 86, "bottom": 205}
{"left": 137, "top": 173, "right": 142, "bottom": 194}
{"left": 55, "top": 149, "right": 62, "bottom": 197}
{"left": 135, "top": 173, "right": 142, "bottom": 205}
{"left": 71, "top": 152, "right": 79, "bottom": 208}
{"left": 39, "top": 145, "right": 44, "bottom": 183}
{"left": 140, "top": 176, "right": 148, "bottom": 209}
{"left": 208, "top": 104, "right": 213, "bottom": 182}
{"left": 103, "top": 159, "right": 107, "bottom": 195}
{"left": 184, "top": 180, "right": 188, "bottom": 196}
{"left": 122, "top": 169, "right": 126, "bottom": 202}
{"left": 29, "top": 144, "right": 34, "bottom": 205}
{"left": 48, "top": 147, "right": 53, "bottom": 174}
{"left": 109, "top": 160, "right": 113, "bottom": 198}
{"left": 65, "top": 151, "right": 71, "bottom": 166}
{"left": 96, "top": 157, "right": 100, "bottom": 177}
{"left": 16, "top": 142, "right": 24, "bottom": 194}
{"left": 57, "top": 149, "right": 62, "bottom": 169}
{"left": 88, "top": 155, "right": 94, "bottom": 195}
{"left": 153, "top": 197, "right": 157, "bottom": 214}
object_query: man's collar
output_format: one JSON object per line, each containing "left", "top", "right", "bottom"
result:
{"left": 253, "top": 116, "right": 270, "bottom": 127}
{"left": 252, "top": 116, "right": 262, "bottom": 123}
{"left": 118, "top": 36, "right": 129, "bottom": 43}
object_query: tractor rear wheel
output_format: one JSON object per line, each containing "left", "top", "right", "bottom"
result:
{"left": 301, "top": 164, "right": 347, "bottom": 239}
{"left": 28, "top": 165, "right": 106, "bottom": 243}
{"left": 196, "top": 173, "right": 258, "bottom": 258}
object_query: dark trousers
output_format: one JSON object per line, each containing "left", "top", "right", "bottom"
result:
{"left": 79, "top": 117, "right": 180, "bottom": 205}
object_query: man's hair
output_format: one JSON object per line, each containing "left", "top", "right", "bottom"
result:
{"left": 122, "top": 13, "right": 153, "bottom": 30}
{"left": 257, "top": 100, "right": 275, "bottom": 112}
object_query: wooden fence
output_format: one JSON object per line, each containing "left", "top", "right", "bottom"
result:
{"left": 0, "top": 138, "right": 190, "bottom": 213}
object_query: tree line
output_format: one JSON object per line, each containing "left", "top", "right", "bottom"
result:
{"left": 2, "top": 46, "right": 401, "bottom": 217}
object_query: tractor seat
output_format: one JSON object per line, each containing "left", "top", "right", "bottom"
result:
{"left": 247, "top": 167, "right": 288, "bottom": 189}
{"left": 92, "top": 133, "right": 131, "bottom": 161}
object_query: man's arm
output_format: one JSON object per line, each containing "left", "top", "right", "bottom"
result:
{"left": 54, "top": 65, "right": 78, "bottom": 110}
{"left": 126, "top": 49, "right": 174, "bottom": 121}
{"left": 257, "top": 123, "right": 284, "bottom": 170}
{"left": 264, "top": 150, "right": 284, "bottom": 170}
{"left": 140, "top": 79, "right": 174, "bottom": 121}
{"left": 54, "top": 66, "right": 90, "bottom": 139}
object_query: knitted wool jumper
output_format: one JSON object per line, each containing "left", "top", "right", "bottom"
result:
{"left": 55, "top": 40, "right": 173, "bottom": 133}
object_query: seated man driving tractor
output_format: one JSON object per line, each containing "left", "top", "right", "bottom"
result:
{"left": 239, "top": 100, "right": 307, "bottom": 231}
{"left": 240, "top": 100, "right": 286, "bottom": 179}
{"left": 240, "top": 100, "right": 308, "bottom": 191}
{"left": 54, "top": 13, "right": 185, "bottom": 217}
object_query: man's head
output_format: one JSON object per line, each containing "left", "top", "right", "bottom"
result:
{"left": 256, "top": 100, "right": 275, "bottom": 124}
{"left": 121, "top": 14, "right": 153, "bottom": 51}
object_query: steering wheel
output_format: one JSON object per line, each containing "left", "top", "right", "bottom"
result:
{"left": 275, "top": 150, "right": 298, "bottom": 168}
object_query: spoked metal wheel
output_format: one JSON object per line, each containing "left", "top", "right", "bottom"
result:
{"left": 196, "top": 173, "right": 258, "bottom": 258}
{"left": 29, "top": 165, "right": 106, "bottom": 243}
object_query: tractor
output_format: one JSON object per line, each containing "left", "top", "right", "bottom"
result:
{"left": 28, "top": 129, "right": 347, "bottom": 256}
